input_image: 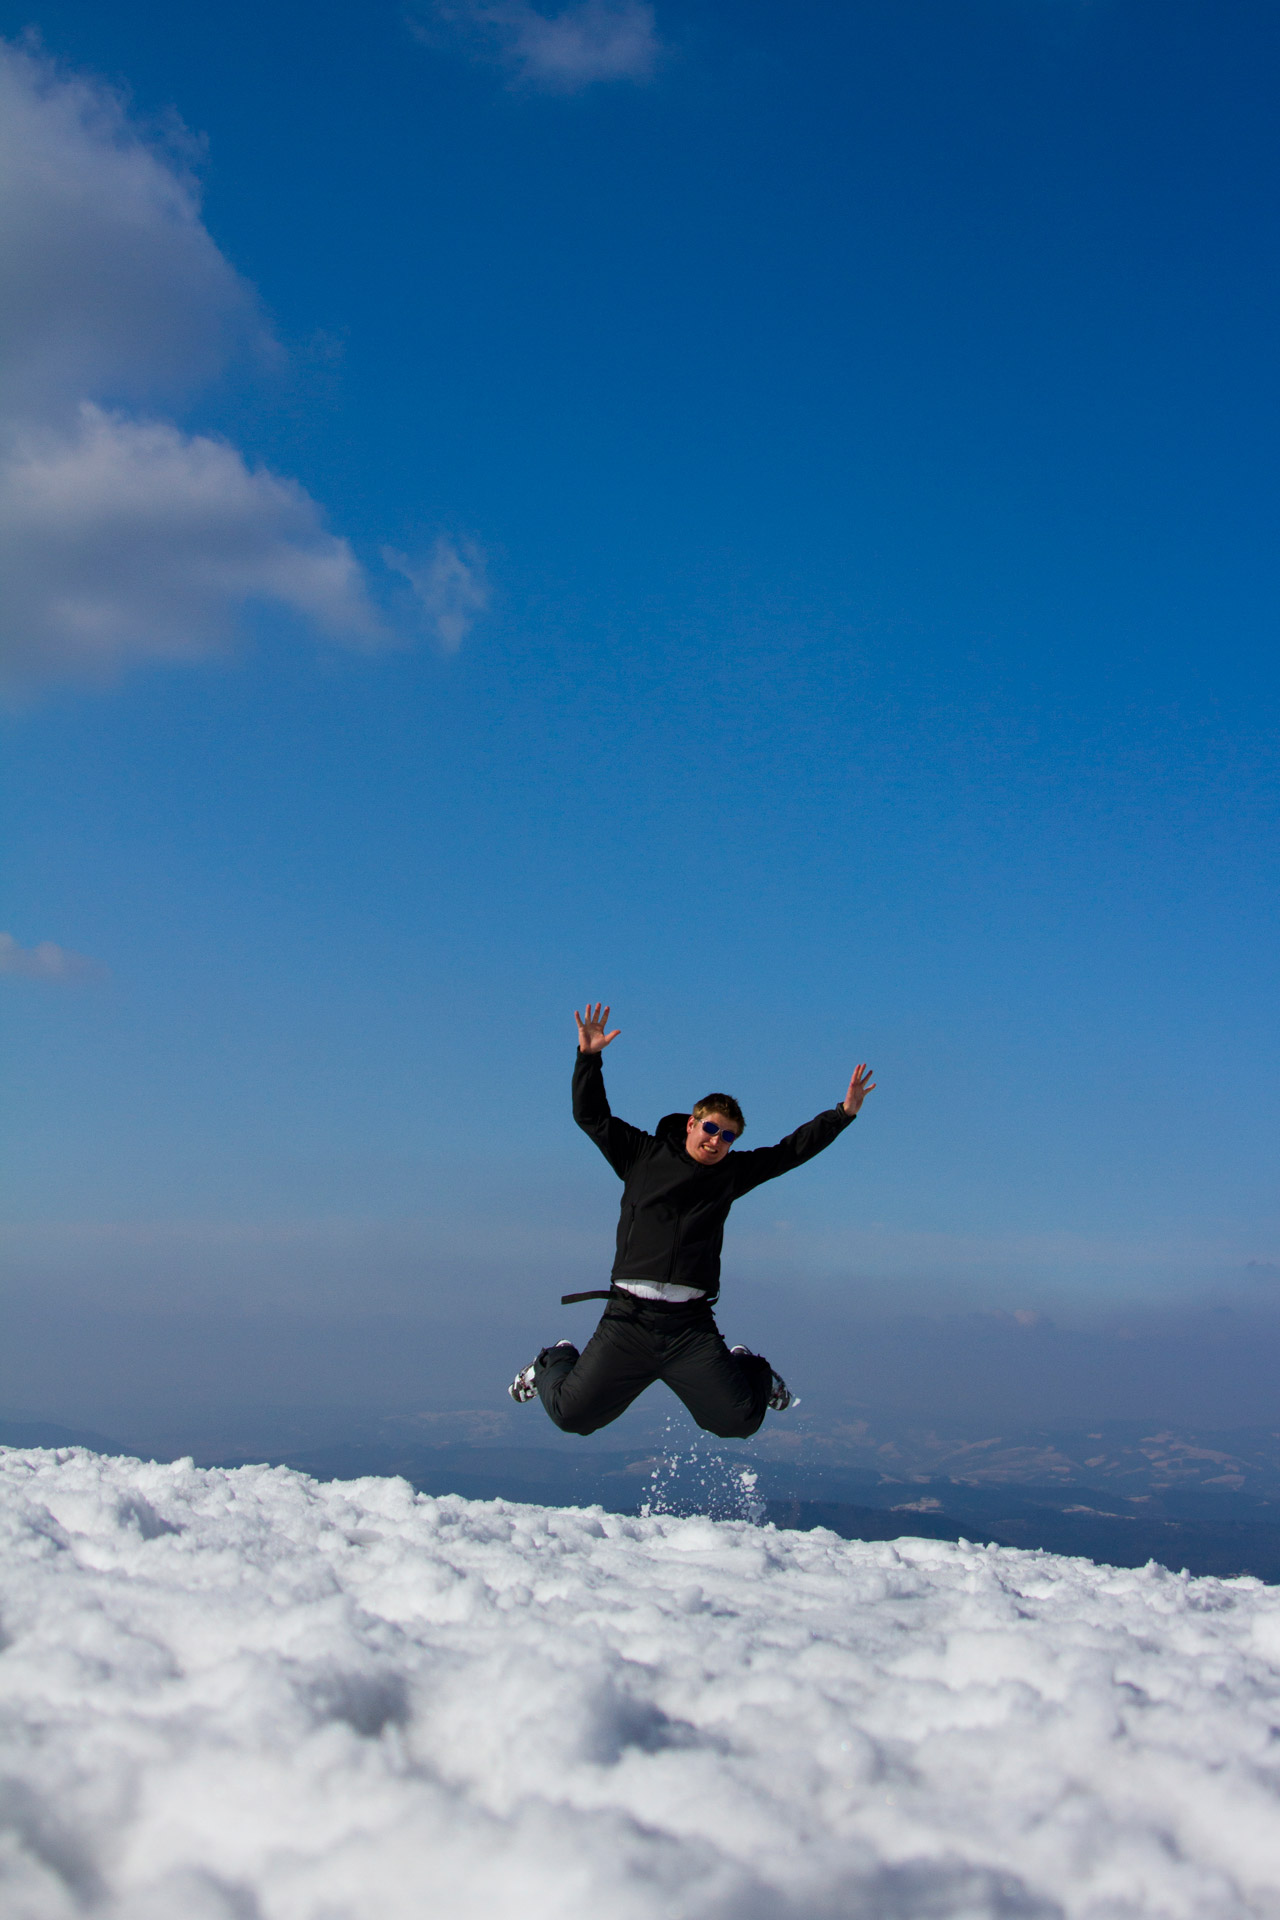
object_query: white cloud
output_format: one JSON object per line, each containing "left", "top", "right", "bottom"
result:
{"left": 422, "top": 0, "right": 661, "bottom": 91}
{"left": 0, "top": 931, "right": 101, "bottom": 981}
{"left": 0, "top": 40, "right": 259, "bottom": 424}
{"left": 1, "top": 406, "right": 379, "bottom": 684}
{"left": 384, "top": 536, "right": 489, "bottom": 651}
{"left": 0, "top": 40, "right": 382, "bottom": 689}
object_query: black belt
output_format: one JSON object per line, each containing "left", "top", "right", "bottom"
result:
{"left": 559, "top": 1286, "right": 716, "bottom": 1309}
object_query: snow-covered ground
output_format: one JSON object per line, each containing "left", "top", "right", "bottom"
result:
{"left": 2, "top": 1449, "right": 1279, "bottom": 1920}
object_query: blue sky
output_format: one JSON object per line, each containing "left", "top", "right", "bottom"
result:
{"left": 2, "top": 0, "right": 1278, "bottom": 1438}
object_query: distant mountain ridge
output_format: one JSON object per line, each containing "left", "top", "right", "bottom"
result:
{"left": 7, "top": 1406, "right": 1280, "bottom": 1581}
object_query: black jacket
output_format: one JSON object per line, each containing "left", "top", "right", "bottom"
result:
{"left": 572, "top": 1050, "right": 855, "bottom": 1300}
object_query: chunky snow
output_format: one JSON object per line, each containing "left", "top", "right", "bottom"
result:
{"left": 2, "top": 1450, "right": 1280, "bottom": 1920}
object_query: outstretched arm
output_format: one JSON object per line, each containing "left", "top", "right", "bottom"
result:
{"left": 840, "top": 1063, "right": 876, "bottom": 1116}
{"left": 571, "top": 1002, "right": 647, "bottom": 1178}
{"left": 731, "top": 1060, "right": 876, "bottom": 1196}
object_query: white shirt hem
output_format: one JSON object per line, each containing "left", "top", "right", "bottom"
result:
{"left": 613, "top": 1279, "right": 708, "bottom": 1304}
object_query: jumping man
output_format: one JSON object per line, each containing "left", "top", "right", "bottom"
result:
{"left": 508, "top": 1004, "right": 875, "bottom": 1438}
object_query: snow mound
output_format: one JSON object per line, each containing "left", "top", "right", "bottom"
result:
{"left": 2, "top": 1450, "right": 1279, "bottom": 1919}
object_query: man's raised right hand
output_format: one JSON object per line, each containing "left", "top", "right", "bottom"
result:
{"left": 575, "top": 1003, "right": 621, "bottom": 1054}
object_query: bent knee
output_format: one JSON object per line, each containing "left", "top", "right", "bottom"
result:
{"left": 694, "top": 1409, "right": 765, "bottom": 1440}
{"left": 546, "top": 1408, "right": 606, "bottom": 1436}
{"left": 541, "top": 1380, "right": 610, "bottom": 1435}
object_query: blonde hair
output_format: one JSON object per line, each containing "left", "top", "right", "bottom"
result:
{"left": 692, "top": 1093, "right": 745, "bottom": 1132}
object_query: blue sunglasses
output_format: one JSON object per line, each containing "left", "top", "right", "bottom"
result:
{"left": 700, "top": 1119, "right": 738, "bottom": 1145}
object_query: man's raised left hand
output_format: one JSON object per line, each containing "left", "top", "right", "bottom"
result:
{"left": 841, "top": 1064, "right": 876, "bottom": 1115}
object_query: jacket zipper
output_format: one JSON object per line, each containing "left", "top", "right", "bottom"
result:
{"left": 666, "top": 1206, "right": 685, "bottom": 1283}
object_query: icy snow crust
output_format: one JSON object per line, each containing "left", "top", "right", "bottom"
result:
{"left": 2, "top": 1451, "right": 1279, "bottom": 1920}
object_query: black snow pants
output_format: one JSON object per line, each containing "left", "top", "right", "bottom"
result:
{"left": 535, "top": 1295, "right": 773, "bottom": 1439}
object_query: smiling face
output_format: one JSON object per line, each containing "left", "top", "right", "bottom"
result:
{"left": 685, "top": 1110, "right": 739, "bottom": 1166}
